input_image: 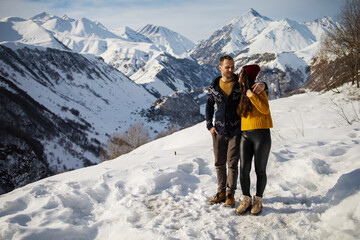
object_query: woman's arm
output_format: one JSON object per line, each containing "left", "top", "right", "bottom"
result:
{"left": 248, "top": 90, "right": 270, "bottom": 115}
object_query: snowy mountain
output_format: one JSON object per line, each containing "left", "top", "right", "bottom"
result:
{"left": 110, "top": 26, "right": 152, "bottom": 43}
{"left": 0, "top": 12, "right": 213, "bottom": 193}
{"left": 0, "top": 16, "right": 68, "bottom": 50}
{"left": 191, "top": 9, "right": 338, "bottom": 98}
{"left": 191, "top": 9, "right": 273, "bottom": 66}
{"left": 24, "top": 12, "right": 216, "bottom": 97}
{"left": 0, "top": 9, "right": 338, "bottom": 194}
{"left": 138, "top": 24, "right": 195, "bottom": 57}
{"left": 0, "top": 84, "right": 359, "bottom": 239}
{"left": 0, "top": 45, "right": 206, "bottom": 194}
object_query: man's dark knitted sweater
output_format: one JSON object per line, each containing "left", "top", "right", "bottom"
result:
{"left": 206, "top": 74, "right": 242, "bottom": 137}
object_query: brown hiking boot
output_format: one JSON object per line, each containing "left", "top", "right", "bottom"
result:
{"left": 208, "top": 192, "right": 226, "bottom": 204}
{"left": 235, "top": 195, "right": 251, "bottom": 215}
{"left": 251, "top": 196, "right": 262, "bottom": 215}
{"left": 224, "top": 193, "right": 235, "bottom": 208}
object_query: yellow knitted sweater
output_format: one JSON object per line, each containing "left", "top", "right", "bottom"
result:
{"left": 241, "top": 90, "right": 273, "bottom": 131}
{"left": 219, "top": 78, "right": 234, "bottom": 98}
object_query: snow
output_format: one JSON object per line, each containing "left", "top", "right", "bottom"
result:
{"left": 1, "top": 84, "right": 360, "bottom": 240}
{"left": 216, "top": 9, "right": 335, "bottom": 70}
{"left": 0, "top": 19, "right": 65, "bottom": 50}
{"left": 248, "top": 19, "right": 316, "bottom": 54}
{"left": 138, "top": 24, "right": 195, "bottom": 57}
{"left": 266, "top": 52, "right": 308, "bottom": 73}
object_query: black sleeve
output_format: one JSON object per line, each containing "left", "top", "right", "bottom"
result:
{"left": 205, "top": 88, "right": 215, "bottom": 130}
{"left": 263, "top": 82, "right": 268, "bottom": 91}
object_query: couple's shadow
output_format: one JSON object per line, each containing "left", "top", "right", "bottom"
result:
{"left": 250, "top": 168, "right": 360, "bottom": 216}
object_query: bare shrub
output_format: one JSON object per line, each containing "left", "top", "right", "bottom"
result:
{"left": 100, "top": 121, "right": 150, "bottom": 161}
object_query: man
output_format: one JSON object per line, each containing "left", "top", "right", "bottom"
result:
{"left": 206, "top": 55, "right": 266, "bottom": 207}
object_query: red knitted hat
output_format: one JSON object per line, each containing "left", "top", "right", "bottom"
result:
{"left": 243, "top": 64, "right": 260, "bottom": 81}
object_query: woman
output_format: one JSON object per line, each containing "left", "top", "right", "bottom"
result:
{"left": 235, "top": 64, "right": 273, "bottom": 216}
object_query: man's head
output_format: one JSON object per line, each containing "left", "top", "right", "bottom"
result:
{"left": 219, "top": 55, "right": 235, "bottom": 81}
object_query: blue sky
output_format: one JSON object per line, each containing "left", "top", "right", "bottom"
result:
{"left": 0, "top": 0, "right": 344, "bottom": 42}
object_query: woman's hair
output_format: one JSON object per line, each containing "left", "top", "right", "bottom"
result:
{"left": 237, "top": 70, "right": 254, "bottom": 117}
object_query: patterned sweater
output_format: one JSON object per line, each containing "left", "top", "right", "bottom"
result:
{"left": 206, "top": 75, "right": 242, "bottom": 137}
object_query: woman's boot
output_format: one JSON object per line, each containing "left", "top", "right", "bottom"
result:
{"left": 251, "top": 196, "right": 262, "bottom": 215}
{"left": 235, "top": 195, "right": 251, "bottom": 215}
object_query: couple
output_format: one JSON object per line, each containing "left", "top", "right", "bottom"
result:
{"left": 206, "top": 55, "right": 273, "bottom": 215}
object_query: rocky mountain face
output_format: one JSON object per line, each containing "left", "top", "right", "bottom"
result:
{"left": 140, "top": 53, "right": 217, "bottom": 98}
{"left": 191, "top": 9, "right": 337, "bottom": 98}
{"left": 0, "top": 45, "right": 152, "bottom": 194}
{"left": 0, "top": 74, "right": 98, "bottom": 193}
{"left": 141, "top": 91, "right": 204, "bottom": 129}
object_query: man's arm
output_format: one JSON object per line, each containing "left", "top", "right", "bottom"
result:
{"left": 252, "top": 82, "right": 268, "bottom": 94}
{"left": 205, "top": 88, "right": 215, "bottom": 131}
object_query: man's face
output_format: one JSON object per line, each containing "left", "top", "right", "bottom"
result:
{"left": 219, "top": 59, "right": 235, "bottom": 79}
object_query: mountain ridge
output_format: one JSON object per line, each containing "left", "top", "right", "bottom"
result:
{"left": 191, "top": 9, "right": 336, "bottom": 98}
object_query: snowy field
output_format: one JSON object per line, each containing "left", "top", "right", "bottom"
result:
{"left": 1, "top": 84, "right": 360, "bottom": 240}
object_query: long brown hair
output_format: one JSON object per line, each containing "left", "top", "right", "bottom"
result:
{"left": 237, "top": 70, "right": 254, "bottom": 117}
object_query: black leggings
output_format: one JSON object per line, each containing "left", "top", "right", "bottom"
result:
{"left": 240, "top": 129, "right": 271, "bottom": 198}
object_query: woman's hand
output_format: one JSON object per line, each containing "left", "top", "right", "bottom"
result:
{"left": 246, "top": 89, "right": 254, "bottom": 98}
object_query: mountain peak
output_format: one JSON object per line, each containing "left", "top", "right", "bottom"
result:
{"left": 139, "top": 24, "right": 162, "bottom": 36}
{"left": 138, "top": 24, "right": 194, "bottom": 56}
{"left": 244, "top": 8, "right": 272, "bottom": 21}
{"left": 30, "top": 12, "right": 53, "bottom": 21}
{"left": 32, "top": 12, "right": 50, "bottom": 18}
{"left": 111, "top": 26, "right": 152, "bottom": 43}
{"left": 249, "top": 8, "right": 261, "bottom": 17}
{"left": 61, "top": 14, "right": 75, "bottom": 22}
{"left": 311, "top": 16, "right": 336, "bottom": 26}
{"left": 229, "top": 8, "right": 272, "bottom": 28}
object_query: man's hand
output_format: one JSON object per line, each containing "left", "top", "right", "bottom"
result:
{"left": 209, "top": 127, "right": 218, "bottom": 135}
{"left": 252, "top": 82, "right": 265, "bottom": 94}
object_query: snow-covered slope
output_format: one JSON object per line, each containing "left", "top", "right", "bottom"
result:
{"left": 110, "top": 26, "right": 152, "bottom": 43}
{"left": 30, "top": 12, "right": 124, "bottom": 55}
{"left": 0, "top": 84, "right": 359, "bottom": 239}
{"left": 0, "top": 16, "right": 67, "bottom": 50}
{"left": 0, "top": 43, "right": 163, "bottom": 194}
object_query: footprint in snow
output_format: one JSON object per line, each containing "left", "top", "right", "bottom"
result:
{"left": 8, "top": 214, "right": 31, "bottom": 227}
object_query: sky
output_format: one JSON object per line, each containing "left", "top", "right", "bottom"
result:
{"left": 0, "top": 0, "right": 345, "bottom": 42}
